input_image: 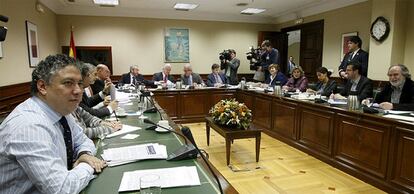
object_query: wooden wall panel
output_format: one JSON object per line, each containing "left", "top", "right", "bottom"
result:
{"left": 389, "top": 127, "right": 414, "bottom": 193}
{"left": 153, "top": 93, "right": 179, "bottom": 119}
{"left": 272, "top": 100, "right": 297, "bottom": 140}
{"left": 335, "top": 114, "right": 391, "bottom": 179}
{"left": 298, "top": 106, "right": 334, "bottom": 156}
{"left": 180, "top": 92, "right": 209, "bottom": 118}
{"left": 253, "top": 96, "right": 272, "bottom": 129}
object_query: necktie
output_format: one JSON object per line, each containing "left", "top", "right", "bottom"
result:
{"left": 188, "top": 76, "right": 192, "bottom": 85}
{"left": 59, "top": 116, "right": 74, "bottom": 170}
{"left": 132, "top": 76, "right": 136, "bottom": 85}
{"left": 163, "top": 74, "right": 167, "bottom": 82}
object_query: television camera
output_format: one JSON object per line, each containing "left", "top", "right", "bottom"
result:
{"left": 246, "top": 46, "right": 263, "bottom": 70}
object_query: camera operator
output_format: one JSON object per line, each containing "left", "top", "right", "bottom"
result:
{"left": 220, "top": 49, "right": 240, "bottom": 85}
{"left": 261, "top": 40, "right": 280, "bottom": 81}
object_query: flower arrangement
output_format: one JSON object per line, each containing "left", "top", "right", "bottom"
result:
{"left": 209, "top": 99, "right": 252, "bottom": 129}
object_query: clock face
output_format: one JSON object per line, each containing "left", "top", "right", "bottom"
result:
{"left": 372, "top": 21, "right": 386, "bottom": 39}
{"left": 370, "top": 16, "right": 390, "bottom": 42}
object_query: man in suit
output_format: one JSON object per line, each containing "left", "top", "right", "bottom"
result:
{"left": 79, "top": 63, "right": 118, "bottom": 119}
{"left": 338, "top": 36, "right": 369, "bottom": 78}
{"left": 207, "top": 63, "right": 228, "bottom": 87}
{"left": 287, "top": 56, "right": 296, "bottom": 76}
{"left": 153, "top": 63, "right": 175, "bottom": 84}
{"left": 118, "top": 65, "right": 153, "bottom": 86}
{"left": 181, "top": 63, "right": 203, "bottom": 85}
{"left": 260, "top": 40, "right": 280, "bottom": 81}
{"left": 90, "top": 64, "right": 111, "bottom": 94}
{"left": 332, "top": 61, "right": 373, "bottom": 102}
{"left": 220, "top": 49, "right": 240, "bottom": 85}
{"left": 364, "top": 64, "right": 414, "bottom": 110}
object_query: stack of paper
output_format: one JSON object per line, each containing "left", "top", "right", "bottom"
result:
{"left": 102, "top": 143, "right": 167, "bottom": 166}
{"left": 383, "top": 114, "right": 414, "bottom": 122}
{"left": 118, "top": 166, "right": 201, "bottom": 192}
{"left": 106, "top": 124, "right": 141, "bottom": 138}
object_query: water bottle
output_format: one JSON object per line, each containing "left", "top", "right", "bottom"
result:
{"left": 240, "top": 77, "right": 246, "bottom": 90}
{"left": 347, "top": 91, "right": 360, "bottom": 110}
{"left": 176, "top": 79, "right": 182, "bottom": 89}
{"left": 274, "top": 85, "right": 282, "bottom": 96}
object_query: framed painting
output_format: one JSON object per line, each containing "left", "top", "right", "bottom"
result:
{"left": 164, "top": 28, "right": 189, "bottom": 63}
{"left": 341, "top": 31, "right": 358, "bottom": 61}
{"left": 26, "top": 21, "right": 40, "bottom": 67}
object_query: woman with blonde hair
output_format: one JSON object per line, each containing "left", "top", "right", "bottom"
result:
{"left": 283, "top": 66, "right": 308, "bottom": 92}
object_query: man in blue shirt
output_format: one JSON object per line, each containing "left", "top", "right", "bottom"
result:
{"left": 0, "top": 54, "right": 106, "bottom": 194}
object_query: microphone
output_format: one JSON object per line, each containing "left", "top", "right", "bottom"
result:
{"left": 0, "top": 15, "right": 8, "bottom": 23}
{"left": 140, "top": 90, "right": 163, "bottom": 119}
{"left": 143, "top": 119, "right": 197, "bottom": 161}
{"left": 181, "top": 126, "right": 224, "bottom": 194}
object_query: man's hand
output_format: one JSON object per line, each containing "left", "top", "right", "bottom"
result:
{"left": 379, "top": 102, "right": 393, "bottom": 110}
{"left": 103, "top": 96, "right": 111, "bottom": 106}
{"left": 108, "top": 100, "right": 118, "bottom": 110}
{"left": 103, "top": 121, "right": 122, "bottom": 132}
{"left": 340, "top": 71, "right": 348, "bottom": 79}
{"left": 74, "top": 154, "right": 107, "bottom": 173}
{"left": 102, "top": 82, "right": 112, "bottom": 95}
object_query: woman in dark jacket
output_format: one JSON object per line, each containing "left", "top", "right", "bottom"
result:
{"left": 283, "top": 66, "right": 308, "bottom": 92}
{"left": 307, "top": 67, "right": 337, "bottom": 96}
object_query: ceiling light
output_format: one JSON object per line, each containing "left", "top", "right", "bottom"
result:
{"left": 174, "top": 3, "right": 198, "bottom": 11}
{"left": 241, "top": 8, "right": 266, "bottom": 15}
{"left": 93, "top": 0, "right": 119, "bottom": 6}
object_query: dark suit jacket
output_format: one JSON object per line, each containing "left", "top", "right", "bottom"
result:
{"left": 313, "top": 79, "right": 337, "bottom": 97}
{"left": 374, "top": 78, "right": 414, "bottom": 111}
{"left": 338, "top": 49, "right": 369, "bottom": 77}
{"left": 181, "top": 73, "right": 203, "bottom": 85}
{"left": 119, "top": 73, "right": 154, "bottom": 86}
{"left": 206, "top": 73, "right": 228, "bottom": 87}
{"left": 80, "top": 92, "right": 110, "bottom": 118}
{"left": 221, "top": 58, "right": 240, "bottom": 85}
{"left": 265, "top": 72, "right": 287, "bottom": 86}
{"left": 152, "top": 72, "right": 175, "bottom": 82}
{"left": 340, "top": 76, "right": 373, "bottom": 101}
{"left": 90, "top": 79, "right": 104, "bottom": 95}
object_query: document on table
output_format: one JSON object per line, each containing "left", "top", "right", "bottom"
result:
{"left": 118, "top": 166, "right": 201, "bottom": 192}
{"left": 101, "top": 143, "right": 167, "bottom": 166}
{"left": 106, "top": 124, "right": 141, "bottom": 138}
{"left": 384, "top": 110, "right": 414, "bottom": 115}
{"left": 383, "top": 114, "right": 414, "bottom": 122}
{"left": 327, "top": 99, "right": 347, "bottom": 105}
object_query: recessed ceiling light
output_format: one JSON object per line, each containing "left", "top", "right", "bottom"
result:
{"left": 93, "top": 0, "right": 119, "bottom": 6}
{"left": 241, "top": 8, "right": 266, "bottom": 15}
{"left": 174, "top": 3, "right": 198, "bottom": 11}
{"left": 236, "top": 3, "right": 248, "bottom": 6}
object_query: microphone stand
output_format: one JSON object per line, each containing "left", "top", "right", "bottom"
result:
{"left": 181, "top": 127, "right": 224, "bottom": 194}
{"left": 140, "top": 90, "right": 163, "bottom": 120}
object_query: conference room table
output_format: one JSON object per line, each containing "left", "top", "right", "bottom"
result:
{"left": 150, "top": 87, "right": 414, "bottom": 194}
{"left": 81, "top": 97, "right": 237, "bottom": 194}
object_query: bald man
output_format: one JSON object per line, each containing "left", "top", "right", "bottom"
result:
{"left": 90, "top": 64, "right": 111, "bottom": 94}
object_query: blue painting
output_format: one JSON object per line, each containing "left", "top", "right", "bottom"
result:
{"left": 164, "top": 28, "right": 189, "bottom": 62}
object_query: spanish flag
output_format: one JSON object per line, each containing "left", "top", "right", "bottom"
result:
{"left": 69, "top": 30, "right": 76, "bottom": 58}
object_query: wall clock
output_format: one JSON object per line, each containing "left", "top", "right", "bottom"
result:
{"left": 370, "top": 16, "right": 390, "bottom": 42}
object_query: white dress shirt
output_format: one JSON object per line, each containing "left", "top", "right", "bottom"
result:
{"left": 0, "top": 97, "right": 96, "bottom": 194}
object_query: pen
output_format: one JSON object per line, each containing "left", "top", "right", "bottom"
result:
{"left": 112, "top": 111, "right": 119, "bottom": 122}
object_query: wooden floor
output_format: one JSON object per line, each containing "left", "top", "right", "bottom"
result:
{"left": 185, "top": 123, "right": 386, "bottom": 194}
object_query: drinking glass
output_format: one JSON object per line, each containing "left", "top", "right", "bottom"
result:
{"left": 138, "top": 103, "right": 147, "bottom": 119}
{"left": 98, "top": 131, "right": 110, "bottom": 147}
{"left": 140, "top": 174, "right": 161, "bottom": 194}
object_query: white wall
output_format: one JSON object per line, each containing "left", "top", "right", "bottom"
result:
{"left": 277, "top": 1, "right": 372, "bottom": 78}
{"left": 56, "top": 15, "right": 276, "bottom": 76}
{"left": 0, "top": 0, "right": 59, "bottom": 86}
